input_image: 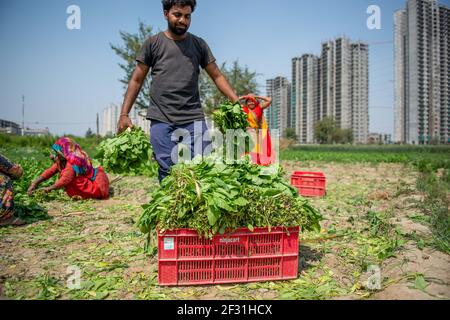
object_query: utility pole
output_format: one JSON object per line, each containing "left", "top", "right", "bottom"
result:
{"left": 96, "top": 113, "right": 100, "bottom": 143}
{"left": 22, "top": 95, "right": 25, "bottom": 136}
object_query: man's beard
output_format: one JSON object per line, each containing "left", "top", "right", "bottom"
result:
{"left": 168, "top": 21, "right": 188, "bottom": 36}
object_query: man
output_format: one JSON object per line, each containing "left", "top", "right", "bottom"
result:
{"left": 117, "top": 0, "right": 239, "bottom": 182}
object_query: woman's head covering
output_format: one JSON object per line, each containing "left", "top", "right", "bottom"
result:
{"left": 245, "top": 96, "right": 258, "bottom": 105}
{"left": 52, "top": 137, "right": 94, "bottom": 176}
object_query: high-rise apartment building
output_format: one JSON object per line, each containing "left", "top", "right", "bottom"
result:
{"left": 291, "top": 55, "right": 320, "bottom": 143}
{"left": 394, "top": 0, "right": 450, "bottom": 144}
{"left": 101, "top": 103, "right": 120, "bottom": 137}
{"left": 394, "top": 9, "right": 408, "bottom": 143}
{"left": 351, "top": 42, "right": 370, "bottom": 144}
{"left": 266, "top": 77, "right": 291, "bottom": 137}
{"left": 321, "top": 38, "right": 353, "bottom": 130}
{"left": 320, "top": 37, "right": 369, "bottom": 143}
{"left": 290, "top": 37, "right": 369, "bottom": 143}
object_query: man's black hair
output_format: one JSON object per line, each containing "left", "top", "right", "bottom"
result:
{"left": 162, "top": 0, "right": 197, "bottom": 13}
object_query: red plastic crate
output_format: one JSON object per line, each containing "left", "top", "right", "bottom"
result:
{"left": 158, "top": 227, "right": 299, "bottom": 286}
{"left": 291, "top": 171, "right": 326, "bottom": 197}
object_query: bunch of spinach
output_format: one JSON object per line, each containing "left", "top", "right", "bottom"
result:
{"left": 138, "top": 156, "right": 322, "bottom": 245}
{"left": 96, "top": 127, "right": 157, "bottom": 177}
{"left": 212, "top": 101, "right": 253, "bottom": 159}
{"left": 14, "top": 199, "right": 51, "bottom": 224}
{"left": 212, "top": 101, "right": 249, "bottom": 133}
{"left": 138, "top": 101, "right": 321, "bottom": 246}
{"left": 11, "top": 158, "right": 55, "bottom": 223}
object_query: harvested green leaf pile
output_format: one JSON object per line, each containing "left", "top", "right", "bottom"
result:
{"left": 96, "top": 127, "right": 157, "bottom": 177}
{"left": 138, "top": 101, "right": 321, "bottom": 244}
{"left": 14, "top": 199, "right": 50, "bottom": 224}
{"left": 13, "top": 159, "right": 55, "bottom": 223}
{"left": 212, "top": 101, "right": 249, "bottom": 133}
{"left": 212, "top": 101, "right": 253, "bottom": 158}
{"left": 138, "top": 155, "right": 322, "bottom": 242}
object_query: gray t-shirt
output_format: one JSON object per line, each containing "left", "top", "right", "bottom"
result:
{"left": 136, "top": 32, "right": 216, "bottom": 124}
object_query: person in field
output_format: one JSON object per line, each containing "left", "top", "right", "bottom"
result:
{"left": 0, "top": 154, "right": 26, "bottom": 227}
{"left": 239, "top": 94, "right": 275, "bottom": 166}
{"left": 27, "top": 137, "right": 110, "bottom": 200}
{"left": 116, "top": 0, "right": 240, "bottom": 183}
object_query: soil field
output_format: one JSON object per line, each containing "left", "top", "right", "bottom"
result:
{"left": 1, "top": 158, "right": 448, "bottom": 300}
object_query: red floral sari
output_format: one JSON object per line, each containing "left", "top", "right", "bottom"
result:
{"left": 40, "top": 137, "right": 110, "bottom": 200}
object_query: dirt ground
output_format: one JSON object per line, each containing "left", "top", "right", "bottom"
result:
{"left": 0, "top": 161, "right": 448, "bottom": 300}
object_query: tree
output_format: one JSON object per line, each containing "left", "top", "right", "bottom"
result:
{"left": 331, "top": 127, "right": 353, "bottom": 144}
{"left": 85, "top": 128, "right": 95, "bottom": 139}
{"left": 200, "top": 60, "right": 259, "bottom": 115}
{"left": 430, "top": 136, "right": 440, "bottom": 145}
{"left": 340, "top": 128, "right": 354, "bottom": 144}
{"left": 314, "top": 117, "right": 354, "bottom": 144}
{"left": 111, "top": 21, "right": 153, "bottom": 110}
{"left": 284, "top": 128, "right": 298, "bottom": 140}
{"left": 314, "top": 117, "right": 337, "bottom": 144}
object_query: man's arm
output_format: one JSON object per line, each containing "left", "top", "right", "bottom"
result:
{"left": 204, "top": 62, "right": 239, "bottom": 103}
{"left": 117, "top": 62, "right": 150, "bottom": 134}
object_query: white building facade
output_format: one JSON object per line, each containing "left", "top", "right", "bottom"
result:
{"left": 266, "top": 77, "right": 291, "bottom": 137}
{"left": 101, "top": 104, "right": 150, "bottom": 136}
{"left": 394, "top": 0, "right": 450, "bottom": 144}
{"left": 289, "top": 37, "right": 369, "bottom": 144}
{"left": 292, "top": 55, "right": 320, "bottom": 144}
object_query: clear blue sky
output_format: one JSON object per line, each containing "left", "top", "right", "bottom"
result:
{"left": 0, "top": 0, "right": 406, "bottom": 136}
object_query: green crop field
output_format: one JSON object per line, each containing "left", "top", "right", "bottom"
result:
{"left": 0, "top": 135, "right": 449, "bottom": 300}
{"left": 281, "top": 145, "right": 450, "bottom": 169}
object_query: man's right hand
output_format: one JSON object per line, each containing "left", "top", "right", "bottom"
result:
{"left": 116, "top": 63, "right": 149, "bottom": 134}
{"left": 117, "top": 115, "right": 133, "bottom": 134}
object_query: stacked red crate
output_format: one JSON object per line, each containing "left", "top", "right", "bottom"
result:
{"left": 291, "top": 171, "right": 326, "bottom": 197}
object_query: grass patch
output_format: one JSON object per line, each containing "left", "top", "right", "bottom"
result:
{"left": 281, "top": 145, "right": 450, "bottom": 169}
{"left": 415, "top": 168, "right": 450, "bottom": 254}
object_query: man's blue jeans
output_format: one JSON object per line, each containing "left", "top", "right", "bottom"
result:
{"left": 150, "top": 120, "right": 210, "bottom": 182}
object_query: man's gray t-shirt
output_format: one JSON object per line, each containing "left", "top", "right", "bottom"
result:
{"left": 136, "top": 32, "right": 216, "bottom": 124}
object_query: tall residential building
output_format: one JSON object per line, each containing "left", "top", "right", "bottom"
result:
{"left": 266, "top": 77, "right": 291, "bottom": 136}
{"left": 394, "top": 9, "right": 408, "bottom": 143}
{"left": 132, "top": 108, "right": 151, "bottom": 136}
{"left": 101, "top": 103, "right": 150, "bottom": 136}
{"left": 101, "top": 103, "right": 120, "bottom": 136}
{"left": 394, "top": 0, "right": 450, "bottom": 144}
{"left": 321, "top": 38, "right": 352, "bottom": 130}
{"left": 351, "top": 42, "right": 370, "bottom": 144}
{"left": 291, "top": 54, "right": 320, "bottom": 143}
{"left": 290, "top": 37, "right": 369, "bottom": 144}
{"left": 319, "top": 37, "right": 369, "bottom": 143}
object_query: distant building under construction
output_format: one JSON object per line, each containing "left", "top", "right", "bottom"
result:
{"left": 0, "top": 119, "right": 21, "bottom": 135}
